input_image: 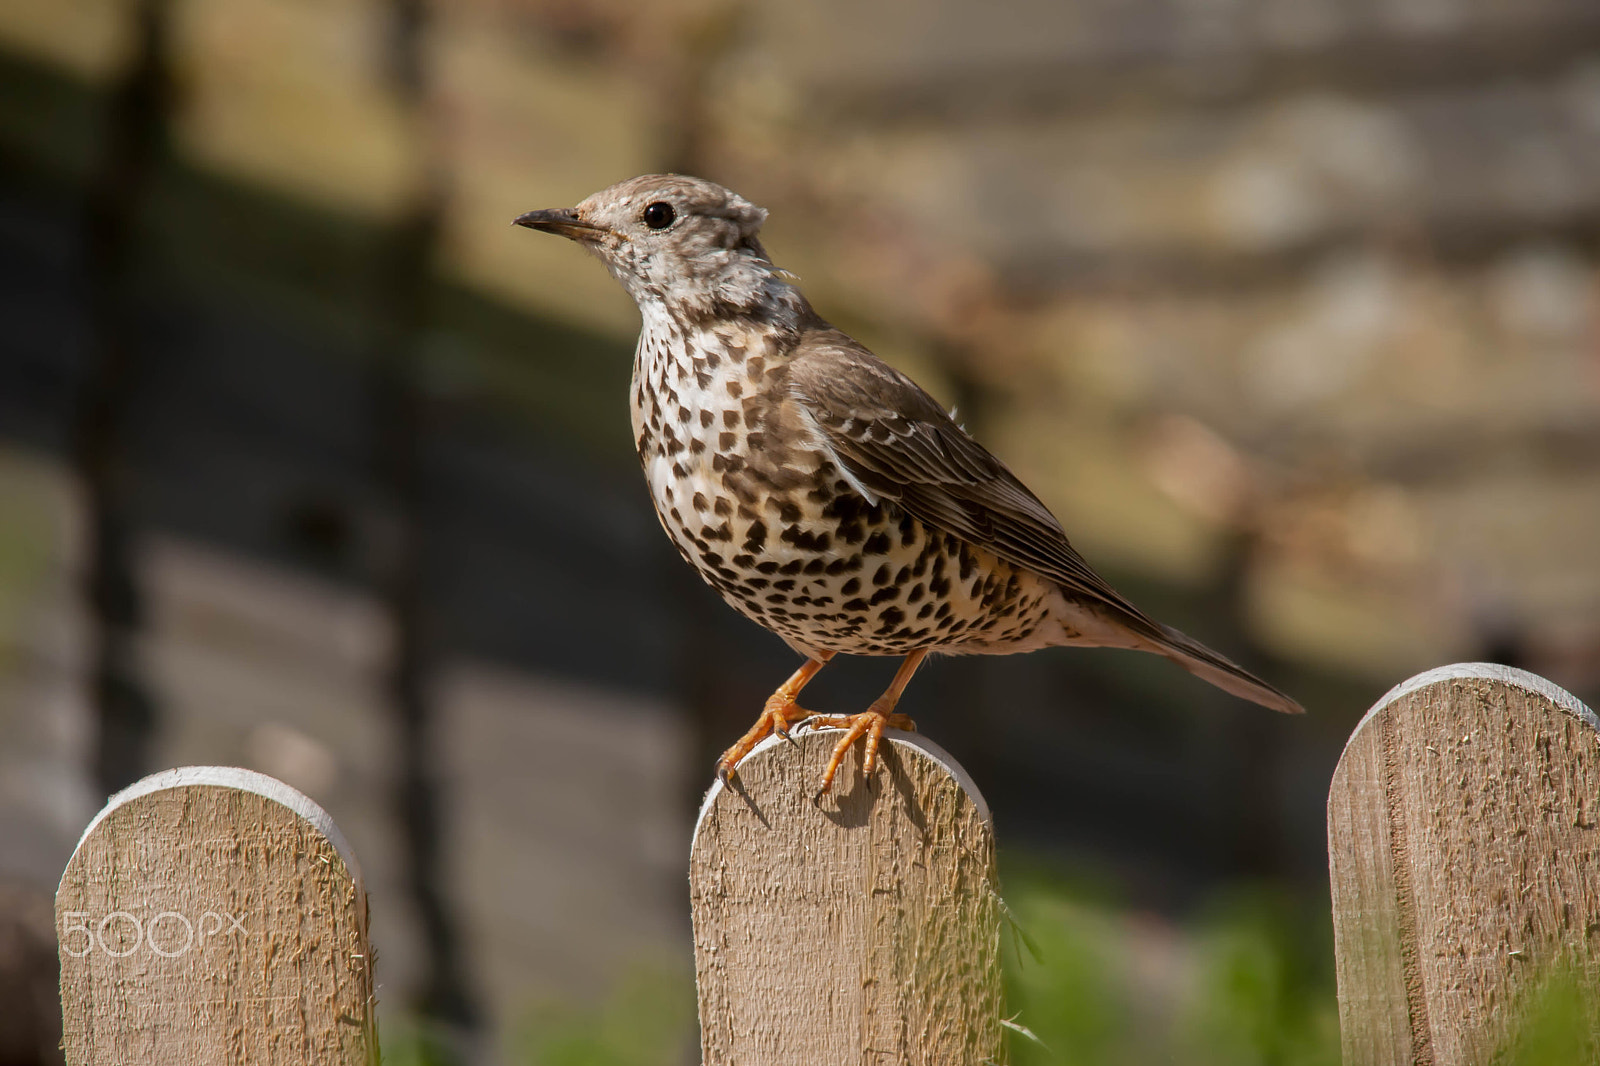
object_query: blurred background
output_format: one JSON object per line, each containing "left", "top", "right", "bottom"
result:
{"left": 1, "top": 0, "right": 1598, "bottom": 1062}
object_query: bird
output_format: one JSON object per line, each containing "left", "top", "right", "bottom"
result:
{"left": 515, "top": 174, "right": 1303, "bottom": 794}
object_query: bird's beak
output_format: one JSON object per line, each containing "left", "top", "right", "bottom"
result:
{"left": 513, "top": 207, "right": 602, "bottom": 241}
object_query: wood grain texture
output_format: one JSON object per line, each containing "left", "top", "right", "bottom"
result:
{"left": 57, "top": 766, "right": 377, "bottom": 1066}
{"left": 1329, "top": 663, "right": 1600, "bottom": 1065}
{"left": 691, "top": 727, "right": 1003, "bottom": 1065}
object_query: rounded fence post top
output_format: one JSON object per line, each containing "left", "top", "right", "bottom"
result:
{"left": 694, "top": 726, "right": 991, "bottom": 839}
{"left": 1343, "top": 662, "right": 1597, "bottom": 756}
{"left": 66, "top": 765, "right": 363, "bottom": 892}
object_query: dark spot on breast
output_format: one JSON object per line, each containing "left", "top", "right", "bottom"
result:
{"left": 863, "top": 531, "right": 890, "bottom": 555}
{"left": 743, "top": 521, "right": 767, "bottom": 551}
{"left": 714, "top": 497, "right": 732, "bottom": 517}
{"left": 841, "top": 577, "right": 860, "bottom": 595}
{"left": 757, "top": 561, "right": 779, "bottom": 574}
{"left": 959, "top": 545, "right": 976, "bottom": 581}
{"left": 872, "top": 564, "right": 890, "bottom": 586}
{"left": 804, "top": 559, "right": 825, "bottom": 575}
{"left": 778, "top": 501, "right": 801, "bottom": 523}
{"left": 907, "top": 583, "right": 926, "bottom": 603}
{"left": 779, "top": 559, "right": 803, "bottom": 575}
{"left": 747, "top": 432, "right": 766, "bottom": 451}
{"left": 672, "top": 462, "right": 687, "bottom": 478}
{"left": 719, "top": 432, "right": 736, "bottom": 449}
{"left": 700, "top": 409, "right": 714, "bottom": 427}
{"left": 877, "top": 606, "right": 905, "bottom": 629}
{"left": 726, "top": 380, "right": 743, "bottom": 398}
{"left": 702, "top": 523, "right": 732, "bottom": 541}
{"left": 842, "top": 598, "right": 868, "bottom": 611}
{"left": 722, "top": 410, "right": 740, "bottom": 428}
{"left": 692, "top": 493, "right": 708, "bottom": 512}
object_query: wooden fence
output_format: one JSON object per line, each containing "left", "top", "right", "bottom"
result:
{"left": 55, "top": 662, "right": 1598, "bottom": 1064}
{"left": 56, "top": 766, "right": 376, "bottom": 1065}
{"left": 1328, "top": 662, "right": 1600, "bottom": 1064}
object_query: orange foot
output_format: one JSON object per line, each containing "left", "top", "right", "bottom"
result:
{"left": 715, "top": 654, "right": 833, "bottom": 785}
{"left": 804, "top": 703, "right": 919, "bottom": 795}
{"left": 715, "top": 693, "right": 814, "bottom": 784}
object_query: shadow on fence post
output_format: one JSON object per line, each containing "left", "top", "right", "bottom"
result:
{"left": 1329, "top": 662, "right": 1600, "bottom": 1065}
{"left": 56, "top": 766, "right": 378, "bottom": 1065}
{"left": 690, "top": 727, "right": 1004, "bottom": 1065}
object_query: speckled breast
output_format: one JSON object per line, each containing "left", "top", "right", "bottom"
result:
{"left": 629, "top": 321, "right": 1056, "bottom": 657}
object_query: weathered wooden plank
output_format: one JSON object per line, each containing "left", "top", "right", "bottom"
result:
{"left": 1329, "top": 663, "right": 1600, "bottom": 1065}
{"left": 57, "top": 766, "right": 377, "bottom": 1066}
{"left": 691, "top": 727, "right": 1003, "bottom": 1065}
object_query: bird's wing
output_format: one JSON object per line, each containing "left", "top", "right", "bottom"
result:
{"left": 785, "top": 327, "right": 1166, "bottom": 639}
{"left": 786, "top": 327, "right": 1305, "bottom": 715}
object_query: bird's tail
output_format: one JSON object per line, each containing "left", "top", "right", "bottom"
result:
{"left": 1149, "top": 623, "right": 1304, "bottom": 715}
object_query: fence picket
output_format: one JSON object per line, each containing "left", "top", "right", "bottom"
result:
{"left": 56, "top": 766, "right": 377, "bottom": 1066}
{"left": 690, "top": 727, "right": 1003, "bottom": 1065}
{"left": 1329, "top": 663, "right": 1600, "bottom": 1064}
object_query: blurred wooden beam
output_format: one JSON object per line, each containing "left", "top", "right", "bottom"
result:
{"left": 812, "top": 13, "right": 1600, "bottom": 127}
{"left": 76, "top": 0, "right": 172, "bottom": 797}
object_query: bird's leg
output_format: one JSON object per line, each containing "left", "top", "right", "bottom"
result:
{"left": 806, "top": 649, "right": 928, "bottom": 795}
{"left": 716, "top": 652, "right": 835, "bottom": 784}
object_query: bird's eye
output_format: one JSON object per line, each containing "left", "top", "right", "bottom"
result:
{"left": 642, "top": 201, "right": 676, "bottom": 229}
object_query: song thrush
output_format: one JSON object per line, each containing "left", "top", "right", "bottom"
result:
{"left": 516, "top": 175, "right": 1303, "bottom": 793}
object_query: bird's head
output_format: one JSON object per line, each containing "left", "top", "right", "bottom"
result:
{"left": 515, "top": 174, "right": 802, "bottom": 326}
